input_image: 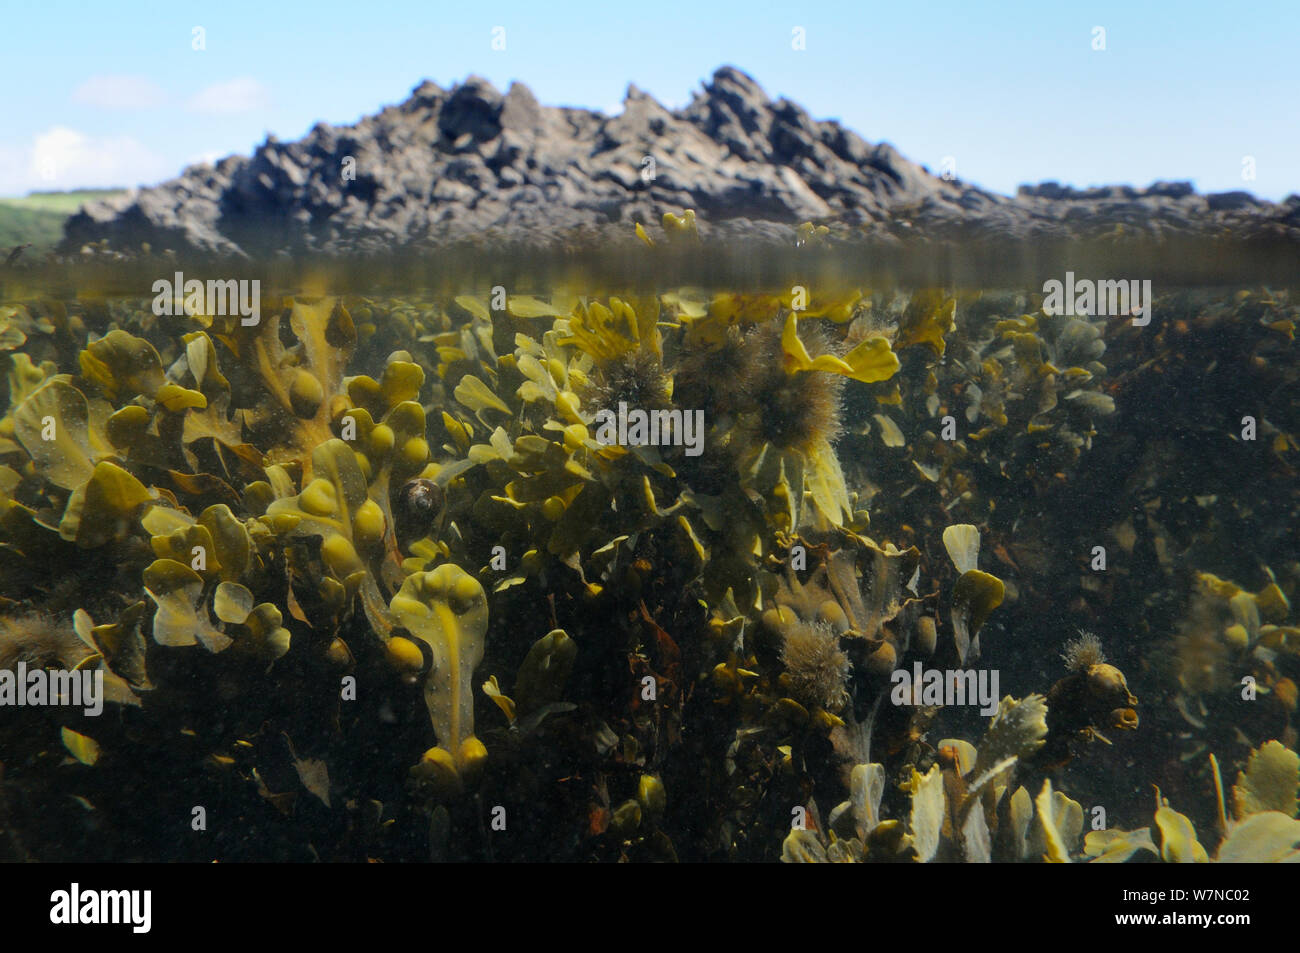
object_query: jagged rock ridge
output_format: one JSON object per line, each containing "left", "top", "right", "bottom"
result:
{"left": 62, "top": 66, "right": 1300, "bottom": 256}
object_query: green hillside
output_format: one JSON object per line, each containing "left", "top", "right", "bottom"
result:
{"left": 0, "top": 189, "right": 127, "bottom": 255}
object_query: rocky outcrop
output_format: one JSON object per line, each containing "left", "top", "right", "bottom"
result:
{"left": 61, "top": 66, "right": 1300, "bottom": 257}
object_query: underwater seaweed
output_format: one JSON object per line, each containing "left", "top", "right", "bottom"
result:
{"left": 0, "top": 211, "right": 1294, "bottom": 864}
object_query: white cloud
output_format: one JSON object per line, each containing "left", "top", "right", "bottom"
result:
{"left": 184, "top": 150, "right": 225, "bottom": 169}
{"left": 0, "top": 126, "right": 170, "bottom": 194}
{"left": 186, "top": 77, "right": 271, "bottom": 115}
{"left": 72, "top": 75, "right": 167, "bottom": 110}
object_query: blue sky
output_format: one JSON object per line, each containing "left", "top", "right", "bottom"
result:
{"left": 2, "top": 0, "right": 1296, "bottom": 200}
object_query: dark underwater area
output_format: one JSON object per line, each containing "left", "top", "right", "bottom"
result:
{"left": 0, "top": 226, "right": 1297, "bottom": 864}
